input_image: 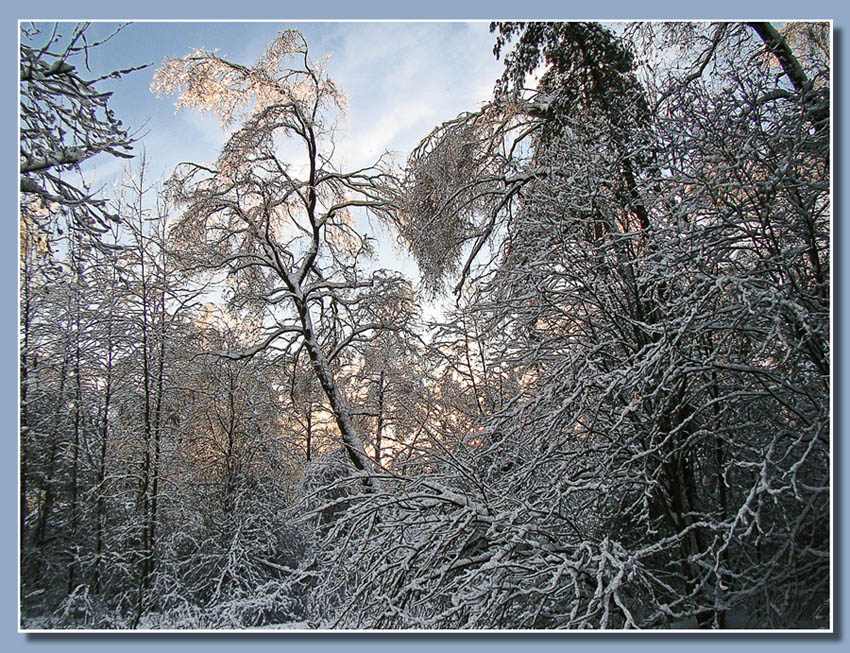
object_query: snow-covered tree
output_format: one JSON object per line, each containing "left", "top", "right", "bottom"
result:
{"left": 154, "top": 30, "right": 407, "bottom": 486}
{"left": 19, "top": 21, "right": 830, "bottom": 631}
{"left": 20, "top": 23, "right": 146, "bottom": 247}
{"left": 147, "top": 315, "right": 309, "bottom": 629}
{"left": 317, "top": 21, "right": 830, "bottom": 629}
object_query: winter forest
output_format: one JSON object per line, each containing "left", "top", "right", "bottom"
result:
{"left": 19, "top": 21, "right": 830, "bottom": 630}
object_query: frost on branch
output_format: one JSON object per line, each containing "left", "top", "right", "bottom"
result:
{"left": 303, "top": 21, "right": 829, "bottom": 630}
{"left": 389, "top": 104, "right": 532, "bottom": 296}
{"left": 19, "top": 21, "right": 830, "bottom": 631}
{"left": 20, "top": 22, "right": 146, "bottom": 246}
{"left": 151, "top": 29, "right": 347, "bottom": 128}
{"left": 156, "top": 30, "right": 400, "bottom": 487}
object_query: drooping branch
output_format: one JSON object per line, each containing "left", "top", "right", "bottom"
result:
{"left": 20, "top": 22, "right": 148, "bottom": 245}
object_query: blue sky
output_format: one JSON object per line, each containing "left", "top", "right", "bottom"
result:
{"left": 70, "top": 21, "right": 505, "bottom": 176}
{"left": 23, "top": 21, "right": 506, "bottom": 289}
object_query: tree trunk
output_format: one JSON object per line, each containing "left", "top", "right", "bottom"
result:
{"left": 296, "top": 298, "right": 379, "bottom": 489}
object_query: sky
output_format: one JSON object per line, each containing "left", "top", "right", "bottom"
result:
{"left": 23, "top": 21, "right": 507, "bottom": 289}
{"left": 10, "top": 8, "right": 848, "bottom": 651}
{"left": 74, "top": 21, "right": 505, "bottom": 174}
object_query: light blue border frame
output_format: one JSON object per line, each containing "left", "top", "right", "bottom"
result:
{"left": 4, "top": 1, "right": 845, "bottom": 651}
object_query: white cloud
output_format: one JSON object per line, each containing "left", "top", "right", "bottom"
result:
{"left": 340, "top": 100, "right": 436, "bottom": 168}
{"left": 319, "top": 22, "right": 504, "bottom": 169}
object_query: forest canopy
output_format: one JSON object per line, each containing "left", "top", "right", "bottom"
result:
{"left": 19, "top": 20, "right": 830, "bottom": 630}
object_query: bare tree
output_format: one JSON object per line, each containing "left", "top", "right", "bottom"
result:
{"left": 154, "top": 30, "right": 410, "bottom": 485}
{"left": 314, "top": 21, "right": 829, "bottom": 629}
{"left": 20, "top": 22, "right": 147, "bottom": 246}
